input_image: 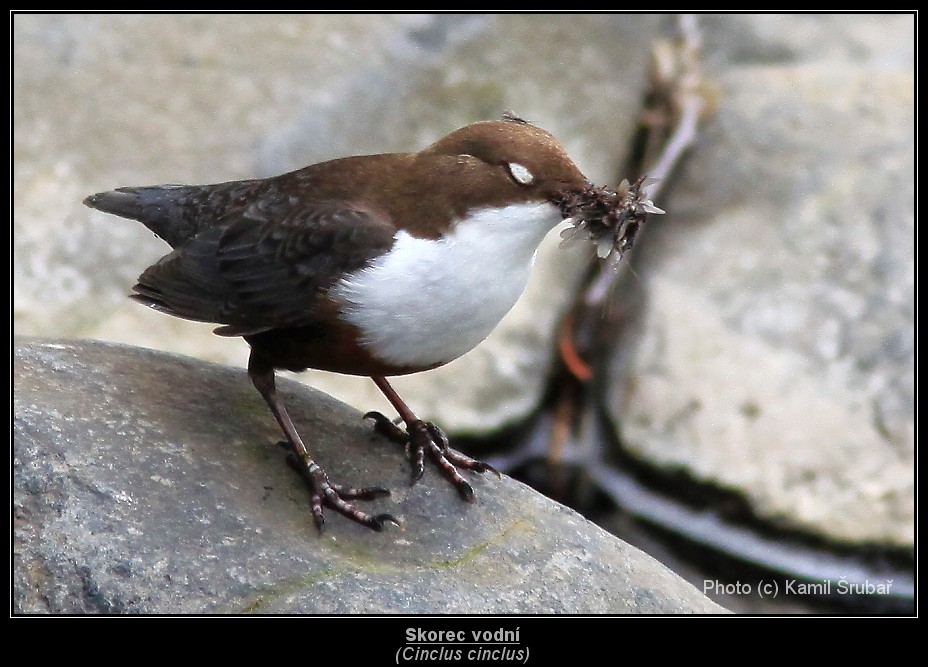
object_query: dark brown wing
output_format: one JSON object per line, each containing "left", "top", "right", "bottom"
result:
{"left": 131, "top": 196, "right": 396, "bottom": 336}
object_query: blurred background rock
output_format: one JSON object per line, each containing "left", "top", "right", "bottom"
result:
{"left": 13, "top": 13, "right": 914, "bottom": 613}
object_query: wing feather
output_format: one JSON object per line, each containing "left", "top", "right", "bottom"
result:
{"left": 131, "top": 197, "right": 395, "bottom": 335}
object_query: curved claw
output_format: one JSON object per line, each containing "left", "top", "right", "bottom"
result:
{"left": 410, "top": 446, "right": 426, "bottom": 485}
{"left": 364, "top": 411, "right": 408, "bottom": 442}
{"left": 475, "top": 462, "right": 502, "bottom": 479}
{"left": 440, "top": 443, "right": 499, "bottom": 477}
{"left": 370, "top": 513, "right": 403, "bottom": 531}
{"left": 363, "top": 412, "right": 499, "bottom": 503}
{"left": 363, "top": 410, "right": 389, "bottom": 423}
{"left": 456, "top": 479, "right": 475, "bottom": 503}
{"left": 280, "top": 448, "right": 395, "bottom": 533}
{"left": 409, "top": 420, "right": 491, "bottom": 501}
{"left": 311, "top": 508, "right": 326, "bottom": 533}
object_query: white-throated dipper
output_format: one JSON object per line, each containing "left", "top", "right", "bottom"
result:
{"left": 84, "top": 114, "right": 660, "bottom": 531}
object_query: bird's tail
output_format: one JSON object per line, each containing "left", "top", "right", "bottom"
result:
{"left": 83, "top": 184, "right": 199, "bottom": 249}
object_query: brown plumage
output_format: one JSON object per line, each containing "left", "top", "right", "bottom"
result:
{"left": 84, "top": 117, "right": 621, "bottom": 531}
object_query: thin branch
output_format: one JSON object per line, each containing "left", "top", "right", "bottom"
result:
{"left": 585, "top": 13, "right": 708, "bottom": 309}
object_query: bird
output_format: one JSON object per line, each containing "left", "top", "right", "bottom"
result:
{"left": 84, "top": 115, "right": 618, "bottom": 532}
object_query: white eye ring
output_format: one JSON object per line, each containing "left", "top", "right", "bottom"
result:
{"left": 507, "top": 162, "right": 534, "bottom": 185}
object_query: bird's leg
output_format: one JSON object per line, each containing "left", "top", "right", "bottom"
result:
{"left": 366, "top": 376, "right": 500, "bottom": 502}
{"left": 248, "top": 352, "right": 399, "bottom": 532}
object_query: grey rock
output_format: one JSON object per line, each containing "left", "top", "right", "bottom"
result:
{"left": 13, "top": 14, "right": 659, "bottom": 435}
{"left": 606, "top": 15, "right": 914, "bottom": 547}
{"left": 698, "top": 13, "right": 914, "bottom": 67}
{"left": 14, "top": 339, "right": 726, "bottom": 614}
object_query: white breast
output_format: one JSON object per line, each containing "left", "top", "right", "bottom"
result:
{"left": 332, "top": 201, "right": 563, "bottom": 368}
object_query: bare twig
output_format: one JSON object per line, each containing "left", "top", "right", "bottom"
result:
{"left": 585, "top": 13, "right": 708, "bottom": 310}
{"left": 489, "top": 16, "right": 711, "bottom": 487}
{"left": 534, "top": 14, "right": 712, "bottom": 480}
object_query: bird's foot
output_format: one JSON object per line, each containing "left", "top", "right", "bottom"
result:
{"left": 278, "top": 440, "right": 400, "bottom": 532}
{"left": 364, "top": 412, "right": 500, "bottom": 502}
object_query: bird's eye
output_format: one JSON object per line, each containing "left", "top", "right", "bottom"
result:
{"left": 507, "top": 162, "right": 534, "bottom": 186}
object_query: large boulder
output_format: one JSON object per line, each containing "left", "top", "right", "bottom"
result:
{"left": 14, "top": 339, "right": 725, "bottom": 614}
